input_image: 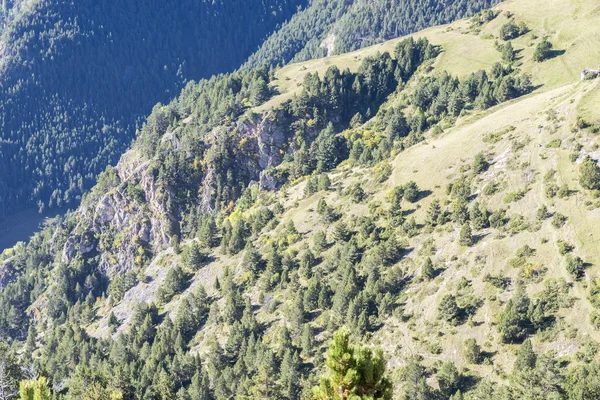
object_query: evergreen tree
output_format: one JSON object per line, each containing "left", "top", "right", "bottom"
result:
{"left": 313, "top": 328, "right": 392, "bottom": 400}
{"left": 315, "top": 124, "right": 343, "bottom": 173}
{"left": 514, "top": 339, "right": 536, "bottom": 371}
{"left": 198, "top": 217, "right": 218, "bottom": 249}
{"left": 182, "top": 242, "right": 207, "bottom": 271}
{"left": 579, "top": 156, "right": 600, "bottom": 190}
{"left": 497, "top": 287, "right": 532, "bottom": 343}
{"left": 437, "top": 362, "right": 461, "bottom": 397}
{"left": 421, "top": 258, "right": 436, "bottom": 281}
{"left": 502, "top": 41, "right": 515, "bottom": 63}
{"left": 19, "top": 377, "right": 51, "bottom": 400}
{"left": 464, "top": 338, "right": 482, "bottom": 364}
{"left": 533, "top": 38, "right": 553, "bottom": 62}
{"left": 458, "top": 223, "right": 474, "bottom": 246}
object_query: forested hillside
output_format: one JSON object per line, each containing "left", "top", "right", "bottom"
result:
{"left": 1, "top": 0, "right": 600, "bottom": 398}
{"left": 244, "top": 0, "right": 502, "bottom": 68}
{"left": 0, "top": 0, "right": 304, "bottom": 216}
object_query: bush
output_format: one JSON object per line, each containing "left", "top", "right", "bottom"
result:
{"left": 565, "top": 254, "right": 584, "bottom": 279}
{"left": 403, "top": 181, "right": 420, "bottom": 203}
{"left": 557, "top": 240, "right": 574, "bottom": 255}
{"left": 579, "top": 156, "right": 600, "bottom": 190}
{"left": 545, "top": 138, "right": 561, "bottom": 148}
{"left": 551, "top": 213, "right": 567, "bottom": 228}
{"left": 157, "top": 266, "right": 189, "bottom": 304}
{"left": 536, "top": 205, "right": 550, "bottom": 220}
{"left": 182, "top": 242, "right": 208, "bottom": 271}
{"left": 483, "top": 273, "right": 511, "bottom": 289}
{"left": 533, "top": 39, "right": 553, "bottom": 62}
{"left": 499, "top": 21, "right": 520, "bottom": 40}
{"left": 472, "top": 152, "right": 489, "bottom": 174}
{"left": 459, "top": 223, "right": 474, "bottom": 246}
{"left": 464, "top": 338, "right": 482, "bottom": 364}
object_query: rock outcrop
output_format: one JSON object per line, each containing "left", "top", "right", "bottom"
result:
{"left": 581, "top": 67, "right": 600, "bottom": 80}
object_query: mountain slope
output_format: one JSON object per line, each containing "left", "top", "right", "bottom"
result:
{"left": 1, "top": 0, "right": 600, "bottom": 398}
{"left": 0, "top": 0, "right": 305, "bottom": 216}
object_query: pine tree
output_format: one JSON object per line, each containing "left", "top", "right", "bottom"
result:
{"left": 313, "top": 328, "right": 392, "bottom": 400}
{"left": 421, "top": 258, "right": 436, "bottom": 280}
{"left": 464, "top": 338, "right": 482, "bottom": 364}
{"left": 401, "top": 357, "right": 433, "bottom": 400}
{"left": 301, "top": 324, "right": 314, "bottom": 356}
{"left": 189, "top": 370, "right": 210, "bottom": 400}
{"left": 182, "top": 242, "right": 207, "bottom": 271}
{"left": 333, "top": 221, "right": 350, "bottom": 242}
{"left": 497, "top": 286, "right": 532, "bottom": 343}
{"left": 19, "top": 376, "right": 51, "bottom": 400}
{"left": 502, "top": 41, "right": 515, "bottom": 63}
{"left": 318, "top": 174, "right": 332, "bottom": 191}
{"left": 579, "top": 156, "right": 600, "bottom": 190}
{"left": 514, "top": 339, "right": 536, "bottom": 371}
{"left": 316, "top": 123, "right": 342, "bottom": 173}
{"left": 437, "top": 362, "right": 461, "bottom": 397}
{"left": 533, "top": 38, "right": 553, "bottom": 62}
{"left": 459, "top": 223, "right": 474, "bottom": 246}
{"left": 108, "top": 312, "right": 120, "bottom": 333}
{"left": 249, "top": 353, "right": 281, "bottom": 399}
{"left": 388, "top": 187, "right": 404, "bottom": 227}
{"left": 313, "top": 230, "right": 328, "bottom": 254}
{"left": 198, "top": 217, "right": 217, "bottom": 248}
{"left": 242, "top": 244, "right": 263, "bottom": 276}
{"left": 426, "top": 200, "right": 442, "bottom": 227}
{"left": 280, "top": 349, "right": 301, "bottom": 400}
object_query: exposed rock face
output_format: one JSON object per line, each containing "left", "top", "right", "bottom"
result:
{"left": 61, "top": 110, "right": 291, "bottom": 279}
{"left": 581, "top": 67, "right": 600, "bottom": 80}
{"left": 63, "top": 149, "right": 176, "bottom": 278}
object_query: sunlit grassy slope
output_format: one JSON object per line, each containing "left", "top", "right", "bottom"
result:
{"left": 257, "top": 0, "right": 600, "bottom": 112}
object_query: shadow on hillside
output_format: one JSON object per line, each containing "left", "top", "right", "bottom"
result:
{"left": 416, "top": 189, "right": 433, "bottom": 201}
{"left": 547, "top": 49, "right": 566, "bottom": 60}
{"left": 472, "top": 232, "right": 489, "bottom": 244}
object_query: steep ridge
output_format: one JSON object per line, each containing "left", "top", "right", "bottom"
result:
{"left": 0, "top": 0, "right": 305, "bottom": 216}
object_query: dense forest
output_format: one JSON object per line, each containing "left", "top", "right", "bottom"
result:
{"left": 0, "top": 0, "right": 305, "bottom": 216}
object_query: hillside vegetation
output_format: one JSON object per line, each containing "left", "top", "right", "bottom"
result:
{"left": 1, "top": 0, "right": 600, "bottom": 398}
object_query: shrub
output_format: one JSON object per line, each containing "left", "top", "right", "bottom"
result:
{"left": 533, "top": 39, "right": 553, "bottom": 62}
{"left": 557, "top": 240, "right": 574, "bottom": 255}
{"left": 504, "top": 188, "right": 526, "bottom": 203}
{"left": 182, "top": 242, "right": 208, "bottom": 271}
{"left": 499, "top": 21, "right": 520, "bottom": 40}
{"left": 536, "top": 205, "right": 550, "bottom": 220}
{"left": 464, "top": 338, "right": 482, "bottom": 364}
{"left": 459, "top": 223, "right": 474, "bottom": 246}
{"left": 565, "top": 254, "right": 585, "bottom": 279}
{"left": 551, "top": 213, "right": 567, "bottom": 228}
{"left": 472, "top": 152, "right": 489, "bottom": 174}
{"left": 483, "top": 273, "right": 511, "bottom": 289}
{"left": 580, "top": 156, "right": 600, "bottom": 190}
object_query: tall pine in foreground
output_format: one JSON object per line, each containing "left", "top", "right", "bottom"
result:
{"left": 313, "top": 328, "right": 392, "bottom": 399}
